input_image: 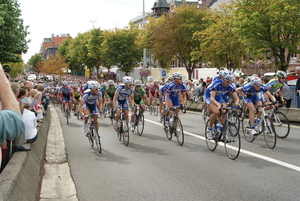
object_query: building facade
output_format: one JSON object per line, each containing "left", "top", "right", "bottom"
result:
{"left": 40, "top": 33, "right": 70, "bottom": 59}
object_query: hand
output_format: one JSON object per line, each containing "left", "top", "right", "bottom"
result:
{"left": 165, "top": 107, "right": 169, "bottom": 111}
{"left": 182, "top": 104, "right": 187, "bottom": 109}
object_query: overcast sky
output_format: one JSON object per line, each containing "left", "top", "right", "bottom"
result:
{"left": 19, "top": 0, "right": 155, "bottom": 63}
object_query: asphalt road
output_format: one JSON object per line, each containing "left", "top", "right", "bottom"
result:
{"left": 57, "top": 108, "right": 300, "bottom": 201}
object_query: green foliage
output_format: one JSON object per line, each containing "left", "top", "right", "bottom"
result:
{"left": 101, "top": 26, "right": 143, "bottom": 75}
{"left": 233, "top": 0, "right": 300, "bottom": 71}
{"left": 0, "top": 0, "right": 29, "bottom": 63}
{"left": 4, "top": 61, "right": 25, "bottom": 77}
{"left": 28, "top": 53, "right": 43, "bottom": 72}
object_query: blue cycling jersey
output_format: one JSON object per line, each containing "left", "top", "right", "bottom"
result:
{"left": 241, "top": 83, "right": 268, "bottom": 95}
{"left": 165, "top": 81, "right": 186, "bottom": 96}
{"left": 115, "top": 84, "right": 133, "bottom": 101}
{"left": 205, "top": 79, "right": 236, "bottom": 98}
{"left": 81, "top": 89, "right": 102, "bottom": 104}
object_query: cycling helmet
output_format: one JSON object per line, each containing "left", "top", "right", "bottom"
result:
{"left": 62, "top": 81, "right": 68, "bottom": 85}
{"left": 87, "top": 81, "right": 100, "bottom": 89}
{"left": 108, "top": 80, "right": 115, "bottom": 86}
{"left": 123, "top": 76, "right": 133, "bottom": 84}
{"left": 223, "top": 71, "right": 235, "bottom": 81}
{"left": 153, "top": 80, "right": 159, "bottom": 85}
{"left": 276, "top": 71, "right": 287, "bottom": 78}
{"left": 172, "top": 72, "right": 183, "bottom": 79}
{"left": 250, "top": 77, "right": 262, "bottom": 85}
{"left": 134, "top": 80, "right": 142, "bottom": 86}
{"left": 218, "top": 70, "right": 226, "bottom": 78}
{"left": 168, "top": 75, "right": 174, "bottom": 81}
{"left": 102, "top": 82, "right": 108, "bottom": 87}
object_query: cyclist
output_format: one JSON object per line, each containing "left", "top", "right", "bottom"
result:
{"left": 130, "top": 80, "right": 150, "bottom": 131}
{"left": 205, "top": 71, "right": 239, "bottom": 139}
{"left": 149, "top": 80, "right": 160, "bottom": 107}
{"left": 78, "top": 81, "right": 103, "bottom": 137}
{"left": 113, "top": 76, "right": 135, "bottom": 130}
{"left": 265, "top": 70, "right": 287, "bottom": 104}
{"left": 164, "top": 72, "right": 187, "bottom": 118}
{"left": 73, "top": 86, "right": 81, "bottom": 113}
{"left": 236, "top": 77, "right": 277, "bottom": 135}
{"left": 104, "top": 80, "right": 117, "bottom": 114}
{"left": 59, "top": 81, "right": 73, "bottom": 116}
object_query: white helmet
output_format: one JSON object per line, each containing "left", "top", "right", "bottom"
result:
{"left": 62, "top": 81, "right": 68, "bottom": 85}
{"left": 223, "top": 71, "right": 235, "bottom": 81}
{"left": 108, "top": 80, "right": 115, "bottom": 86}
{"left": 87, "top": 81, "right": 100, "bottom": 89}
{"left": 134, "top": 80, "right": 142, "bottom": 86}
{"left": 153, "top": 80, "right": 159, "bottom": 85}
{"left": 219, "top": 70, "right": 226, "bottom": 78}
{"left": 102, "top": 82, "right": 108, "bottom": 87}
{"left": 250, "top": 77, "right": 262, "bottom": 85}
{"left": 123, "top": 76, "right": 133, "bottom": 84}
{"left": 276, "top": 71, "right": 287, "bottom": 78}
{"left": 172, "top": 72, "right": 183, "bottom": 79}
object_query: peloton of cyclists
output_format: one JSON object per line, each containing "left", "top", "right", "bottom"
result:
{"left": 59, "top": 81, "right": 73, "bottom": 116}
{"left": 104, "top": 80, "right": 117, "bottom": 115}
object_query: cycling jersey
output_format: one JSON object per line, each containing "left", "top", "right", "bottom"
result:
{"left": 115, "top": 84, "right": 134, "bottom": 101}
{"left": 266, "top": 79, "right": 284, "bottom": 94}
{"left": 81, "top": 89, "right": 102, "bottom": 113}
{"left": 60, "top": 86, "right": 73, "bottom": 101}
{"left": 133, "top": 87, "right": 146, "bottom": 104}
{"left": 240, "top": 83, "right": 268, "bottom": 104}
{"left": 205, "top": 79, "right": 236, "bottom": 105}
{"left": 149, "top": 84, "right": 159, "bottom": 97}
{"left": 165, "top": 81, "right": 186, "bottom": 107}
{"left": 105, "top": 85, "right": 117, "bottom": 99}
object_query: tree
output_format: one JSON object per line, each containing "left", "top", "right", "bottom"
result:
{"left": 28, "top": 53, "right": 43, "bottom": 72}
{"left": 3, "top": 60, "right": 24, "bottom": 77}
{"left": 144, "top": 4, "right": 209, "bottom": 80}
{"left": 101, "top": 26, "right": 143, "bottom": 75}
{"left": 41, "top": 54, "right": 68, "bottom": 77}
{"left": 0, "top": 0, "right": 29, "bottom": 63}
{"left": 233, "top": 0, "right": 300, "bottom": 71}
{"left": 194, "top": 4, "right": 248, "bottom": 71}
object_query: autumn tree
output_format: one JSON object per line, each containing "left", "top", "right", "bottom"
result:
{"left": 193, "top": 4, "right": 248, "bottom": 71}
{"left": 101, "top": 26, "right": 143, "bottom": 75}
{"left": 233, "top": 0, "right": 300, "bottom": 71}
{"left": 0, "top": 0, "right": 29, "bottom": 64}
{"left": 28, "top": 53, "right": 43, "bottom": 72}
{"left": 42, "top": 54, "right": 68, "bottom": 77}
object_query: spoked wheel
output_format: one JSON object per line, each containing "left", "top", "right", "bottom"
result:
{"left": 88, "top": 126, "right": 94, "bottom": 147}
{"left": 272, "top": 111, "right": 290, "bottom": 139}
{"left": 110, "top": 110, "right": 115, "bottom": 125}
{"left": 116, "top": 121, "right": 122, "bottom": 141}
{"left": 137, "top": 113, "right": 144, "bottom": 136}
{"left": 149, "top": 105, "right": 153, "bottom": 115}
{"left": 228, "top": 111, "right": 240, "bottom": 132}
{"left": 66, "top": 109, "right": 69, "bottom": 125}
{"left": 94, "top": 133, "right": 102, "bottom": 153}
{"left": 242, "top": 116, "right": 255, "bottom": 142}
{"left": 122, "top": 121, "right": 129, "bottom": 146}
{"left": 202, "top": 107, "right": 208, "bottom": 122}
{"left": 224, "top": 123, "right": 241, "bottom": 160}
{"left": 163, "top": 118, "right": 172, "bottom": 140}
{"left": 205, "top": 119, "right": 218, "bottom": 151}
{"left": 263, "top": 117, "right": 277, "bottom": 149}
{"left": 173, "top": 117, "right": 184, "bottom": 146}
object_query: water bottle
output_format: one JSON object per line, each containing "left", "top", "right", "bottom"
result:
{"left": 216, "top": 123, "right": 222, "bottom": 132}
{"left": 165, "top": 118, "right": 169, "bottom": 122}
{"left": 170, "top": 118, "right": 174, "bottom": 126}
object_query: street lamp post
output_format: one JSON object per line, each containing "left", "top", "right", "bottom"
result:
{"left": 89, "top": 20, "right": 97, "bottom": 28}
{"left": 143, "top": 0, "right": 147, "bottom": 70}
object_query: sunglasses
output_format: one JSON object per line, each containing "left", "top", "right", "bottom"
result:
{"left": 92, "top": 88, "right": 99, "bottom": 90}
{"left": 135, "top": 86, "right": 141, "bottom": 87}
{"left": 126, "top": 83, "right": 133, "bottom": 86}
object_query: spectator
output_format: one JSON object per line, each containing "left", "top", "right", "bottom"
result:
{"left": 261, "top": 76, "right": 269, "bottom": 85}
{"left": 0, "top": 64, "right": 25, "bottom": 151}
{"left": 282, "top": 82, "right": 293, "bottom": 108}
{"left": 21, "top": 103, "right": 38, "bottom": 143}
{"left": 10, "top": 82, "right": 30, "bottom": 152}
{"left": 295, "top": 66, "right": 300, "bottom": 108}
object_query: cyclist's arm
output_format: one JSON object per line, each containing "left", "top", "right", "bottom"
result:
{"left": 78, "top": 100, "right": 84, "bottom": 116}
{"left": 113, "top": 93, "right": 119, "bottom": 109}
{"left": 265, "top": 91, "right": 276, "bottom": 102}
{"left": 181, "top": 91, "right": 187, "bottom": 105}
{"left": 232, "top": 92, "right": 239, "bottom": 105}
{"left": 97, "top": 98, "right": 103, "bottom": 111}
{"left": 129, "top": 94, "right": 135, "bottom": 108}
{"left": 210, "top": 91, "right": 221, "bottom": 108}
{"left": 143, "top": 94, "right": 150, "bottom": 105}
{"left": 165, "top": 93, "right": 172, "bottom": 108}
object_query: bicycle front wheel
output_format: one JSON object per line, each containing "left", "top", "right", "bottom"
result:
{"left": 173, "top": 117, "right": 184, "bottom": 146}
{"left": 241, "top": 116, "right": 255, "bottom": 143}
{"left": 117, "top": 121, "right": 122, "bottom": 141}
{"left": 122, "top": 121, "right": 129, "bottom": 146}
{"left": 88, "top": 125, "right": 94, "bottom": 147}
{"left": 263, "top": 117, "right": 277, "bottom": 149}
{"left": 224, "top": 123, "right": 240, "bottom": 160}
{"left": 272, "top": 111, "right": 290, "bottom": 139}
{"left": 205, "top": 119, "right": 218, "bottom": 151}
{"left": 163, "top": 118, "right": 172, "bottom": 140}
{"left": 137, "top": 113, "right": 144, "bottom": 136}
{"left": 228, "top": 111, "right": 240, "bottom": 132}
{"left": 94, "top": 133, "right": 102, "bottom": 153}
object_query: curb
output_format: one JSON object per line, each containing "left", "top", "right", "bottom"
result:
{"left": 0, "top": 109, "right": 51, "bottom": 201}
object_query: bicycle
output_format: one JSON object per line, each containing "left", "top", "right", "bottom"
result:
{"left": 205, "top": 104, "right": 241, "bottom": 160}
{"left": 163, "top": 107, "right": 184, "bottom": 146}
{"left": 180, "top": 103, "right": 187, "bottom": 114}
{"left": 107, "top": 102, "right": 115, "bottom": 125}
{"left": 116, "top": 108, "right": 129, "bottom": 146}
{"left": 269, "top": 104, "right": 290, "bottom": 139}
{"left": 64, "top": 101, "right": 71, "bottom": 125}
{"left": 131, "top": 104, "right": 145, "bottom": 136}
{"left": 85, "top": 113, "right": 102, "bottom": 153}
{"left": 241, "top": 102, "right": 277, "bottom": 149}
{"left": 149, "top": 97, "right": 158, "bottom": 116}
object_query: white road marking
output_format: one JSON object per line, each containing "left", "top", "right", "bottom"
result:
{"left": 145, "top": 118, "right": 300, "bottom": 173}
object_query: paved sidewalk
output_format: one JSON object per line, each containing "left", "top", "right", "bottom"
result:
{"left": 40, "top": 107, "right": 78, "bottom": 201}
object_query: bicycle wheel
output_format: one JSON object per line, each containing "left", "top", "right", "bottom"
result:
{"left": 88, "top": 125, "right": 94, "bottom": 147}
{"left": 137, "top": 113, "right": 144, "bottom": 136}
{"left": 66, "top": 109, "right": 69, "bottom": 125}
{"left": 224, "top": 123, "right": 240, "bottom": 160}
{"left": 94, "top": 132, "right": 102, "bottom": 153}
{"left": 262, "top": 117, "right": 277, "bottom": 149}
{"left": 272, "top": 111, "right": 290, "bottom": 139}
{"left": 205, "top": 119, "right": 218, "bottom": 151}
{"left": 202, "top": 107, "right": 208, "bottom": 122}
{"left": 163, "top": 118, "right": 172, "bottom": 140}
{"left": 122, "top": 120, "right": 129, "bottom": 146}
{"left": 173, "top": 117, "right": 184, "bottom": 146}
{"left": 241, "top": 116, "right": 255, "bottom": 142}
{"left": 117, "top": 121, "right": 122, "bottom": 141}
{"left": 228, "top": 111, "right": 240, "bottom": 132}
{"left": 110, "top": 110, "right": 115, "bottom": 125}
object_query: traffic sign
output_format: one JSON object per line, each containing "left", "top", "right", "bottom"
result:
{"left": 161, "top": 69, "right": 167, "bottom": 78}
